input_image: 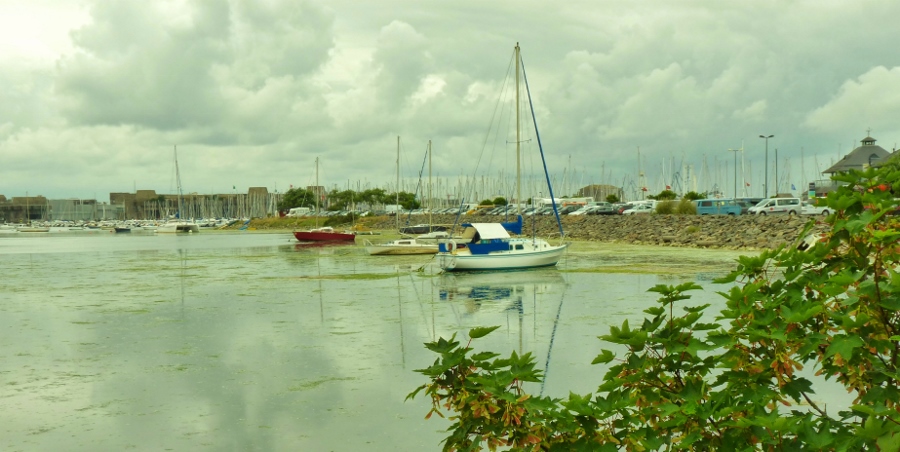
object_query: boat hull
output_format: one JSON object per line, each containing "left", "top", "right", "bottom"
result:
{"left": 17, "top": 227, "right": 50, "bottom": 233}
{"left": 366, "top": 244, "right": 438, "bottom": 255}
{"left": 293, "top": 231, "right": 355, "bottom": 242}
{"left": 437, "top": 242, "right": 567, "bottom": 271}
{"left": 157, "top": 222, "right": 200, "bottom": 233}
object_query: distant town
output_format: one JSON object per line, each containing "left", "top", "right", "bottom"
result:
{"left": 1, "top": 135, "right": 889, "bottom": 224}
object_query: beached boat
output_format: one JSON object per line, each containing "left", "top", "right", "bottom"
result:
{"left": 436, "top": 44, "right": 567, "bottom": 272}
{"left": 293, "top": 157, "right": 356, "bottom": 243}
{"left": 293, "top": 226, "right": 355, "bottom": 243}
{"left": 364, "top": 237, "right": 439, "bottom": 255}
{"left": 16, "top": 226, "right": 50, "bottom": 233}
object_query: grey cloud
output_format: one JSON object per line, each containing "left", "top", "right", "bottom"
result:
{"left": 55, "top": 1, "right": 335, "bottom": 146}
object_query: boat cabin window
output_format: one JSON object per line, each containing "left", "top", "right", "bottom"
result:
{"left": 514, "top": 244, "right": 524, "bottom": 250}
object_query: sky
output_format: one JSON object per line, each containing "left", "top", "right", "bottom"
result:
{"left": 3, "top": 0, "right": 900, "bottom": 203}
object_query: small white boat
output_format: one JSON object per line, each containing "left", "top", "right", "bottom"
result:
{"left": 365, "top": 238, "right": 439, "bottom": 255}
{"left": 157, "top": 221, "right": 200, "bottom": 233}
{"left": 17, "top": 226, "right": 50, "bottom": 233}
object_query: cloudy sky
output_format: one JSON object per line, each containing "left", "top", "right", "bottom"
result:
{"left": 3, "top": 0, "right": 900, "bottom": 202}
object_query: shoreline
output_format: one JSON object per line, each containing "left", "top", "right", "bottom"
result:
{"left": 230, "top": 214, "right": 829, "bottom": 251}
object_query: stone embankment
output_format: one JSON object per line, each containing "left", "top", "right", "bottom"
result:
{"left": 367, "top": 214, "right": 830, "bottom": 250}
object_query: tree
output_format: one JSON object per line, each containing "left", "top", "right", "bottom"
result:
{"left": 358, "top": 188, "right": 387, "bottom": 208}
{"left": 492, "top": 197, "right": 508, "bottom": 206}
{"left": 605, "top": 194, "right": 619, "bottom": 203}
{"left": 683, "top": 190, "right": 705, "bottom": 201}
{"left": 395, "top": 191, "right": 420, "bottom": 210}
{"left": 648, "top": 189, "right": 677, "bottom": 200}
{"left": 278, "top": 187, "right": 316, "bottom": 212}
{"left": 326, "top": 189, "right": 356, "bottom": 211}
{"left": 409, "top": 166, "right": 900, "bottom": 450}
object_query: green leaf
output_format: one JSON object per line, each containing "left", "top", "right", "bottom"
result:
{"left": 468, "top": 325, "right": 500, "bottom": 339}
{"left": 877, "top": 431, "right": 900, "bottom": 452}
{"left": 591, "top": 349, "right": 615, "bottom": 365}
{"left": 825, "top": 335, "right": 864, "bottom": 359}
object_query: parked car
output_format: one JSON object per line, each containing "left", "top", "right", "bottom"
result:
{"left": 734, "top": 197, "right": 765, "bottom": 214}
{"left": 612, "top": 203, "right": 629, "bottom": 214}
{"left": 801, "top": 201, "right": 831, "bottom": 216}
{"left": 748, "top": 197, "right": 802, "bottom": 215}
{"left": 568, "top": 205, "right": 595, "bottom": 216}
{"left": 694, "top": 198, "right": 742, "bottom": 215}
{"left": 622, "top": 203, "right": 654, "bottom": 215}
{"left": 591, "top": 204, "right": 617, "bottom": 215}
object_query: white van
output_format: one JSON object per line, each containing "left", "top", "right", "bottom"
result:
{"left": 286, "top": 207, "right": 311, "bottom": 217}
{"left": 748, "top": 197, "right": 802, "bottom": 215}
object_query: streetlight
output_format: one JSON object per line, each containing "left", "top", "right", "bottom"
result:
{"left": 729, "top": 149, "right": 740, "bottom": 198}
{"left": 759, "top": 134, "right": 774, "bottom": 197}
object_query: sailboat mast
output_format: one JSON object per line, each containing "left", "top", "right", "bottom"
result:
{"left": 515, "top": 43, "right": 522, "bottom": 215}
{"left": 428, "top": 140, "right": 432, "bottom": 229}
{"left": 174, "top": 145, "right": 183, "bottom": 219}
{"left": 396, "top": 136, "right": 400, "bottom": 230}
{"left": 315, "top": 156, "right": 320, "bottom": 228}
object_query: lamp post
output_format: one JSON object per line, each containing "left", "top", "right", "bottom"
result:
{"left": 775, "top": 148, "right": 779, "bottom": 195}
{"left": 729, "top": 149, "right": 740, "bottom": 198}
{"left": 759, "top": 134, "right": 774, "bottom": 197}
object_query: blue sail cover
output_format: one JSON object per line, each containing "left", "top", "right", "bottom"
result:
{"left": 501, "top": 215, "right": 523, "bottom": 235}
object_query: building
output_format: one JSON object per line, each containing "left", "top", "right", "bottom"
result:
{"left": 110, "top": 187, "right": 279, "bottom": 220}
{"left": 812, "top": 135, "right": 894, "bottom": 197}
{"left": 576, "top": 184, "right": 623, "bottom": 203}
{"left": 0, "top": 188, "right": 283, "bottom": 223}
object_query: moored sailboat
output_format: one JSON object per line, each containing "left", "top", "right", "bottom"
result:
{"left": 436, "top": 43, "right": 567, "bottom": 272}
{"left": 293, "top": 157, "right": 356, "bottom": 243}
{"left": 158, "top": 146, "right": 200, "bottom": 234}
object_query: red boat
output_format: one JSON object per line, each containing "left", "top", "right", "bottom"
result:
{"left": 293, "top": 227, "right": 356, "bottom": 242}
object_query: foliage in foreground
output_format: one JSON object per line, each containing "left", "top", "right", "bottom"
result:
{"left": 408, "top": 166, "right": 900, "bottom": 450}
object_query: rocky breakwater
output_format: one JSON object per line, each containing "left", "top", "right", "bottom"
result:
{"left": 374, "top": 214, "right": 830, "bottom": 250}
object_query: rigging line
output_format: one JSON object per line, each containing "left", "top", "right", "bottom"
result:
{"left": 461, "top": 50, "right": 517, "bottom": 203}
{"left": 520, "top": 52, "right": 565, "bottom": 239}
{"left": 404, "top": 142, "right": 431, "bottom": 227}
{"left": 408, "top": 272, "right": 435, "bottom": 340}
{"left": 540, "top": 276, "right": 569, "bottom": 397}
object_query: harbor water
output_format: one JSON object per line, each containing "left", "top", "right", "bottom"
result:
{"left": 1, "top": 230, "right": 750, "bottom": 450}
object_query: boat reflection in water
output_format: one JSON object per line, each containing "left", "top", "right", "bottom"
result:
{"left": 293, "top": 240, "right": 356, "bottom": 250}
{"left": 438, "top": 270, "right": 566, "bottom": 313}
{"left": 436, "top": 270, "right": 568, "bottom": 395}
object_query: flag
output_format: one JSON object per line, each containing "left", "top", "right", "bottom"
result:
{"left": 665, "top": 185, "right": 671, "bottom": 190}
{"left": 233, "top": 185, "right": 236, "bottom": 189}
{"left": 641, "top": 187, "right": 648, "bottom": 192}
{"left": 791, "top": 184, "right": 796, "bottom": 190}
{"left": 746, "top": 182, "right": 750, "bottom": 187}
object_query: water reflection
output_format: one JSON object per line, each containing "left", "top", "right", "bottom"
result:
{"left": 0, "top": 233, "right": 753, "bottom": 450}
{"left": 436, "top": 270, "right": 569, "bottom": 395}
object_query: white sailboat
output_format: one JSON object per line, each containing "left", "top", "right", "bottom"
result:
{"left": 436, "top": 44, "right": 567, "bottom": 272}
{"left": 366, "top": 139, "right": 447, "bottom": 255}
{"left": 158, "top": 146, "right": 200, "bottom": 234}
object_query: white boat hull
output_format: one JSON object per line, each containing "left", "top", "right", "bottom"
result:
{"left": 437, "top": 240, "right": 567, "bottom": 271}
{"left": 364, "top": 238, "right": 439, "bottom": 255}
{"left": 157, "top": 222, "right": 200, "bottom": 233}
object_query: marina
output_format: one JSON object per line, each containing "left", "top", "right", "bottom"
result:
{"left": 1, "top": 230, "right": 754, "bottom": 450}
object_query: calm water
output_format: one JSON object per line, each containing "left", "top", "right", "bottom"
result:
{"left": 1, "top": 230, "right": 748, "bottom": 451}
